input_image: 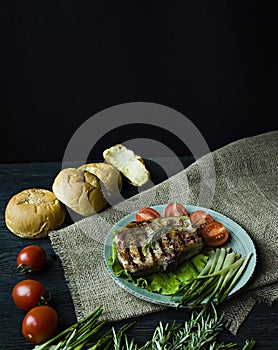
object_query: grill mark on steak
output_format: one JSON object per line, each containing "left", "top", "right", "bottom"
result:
{"left": 149, "top": 246, "right": 158, "bottom": 262}
{"left": 121, "top": 248, "right": 138, "bottom": 268}
{"left": 137, "top": 247, "right": 146, "bottom": 262}
{"left": 177, "top": 231, "right": 188, "bottom": 248}
{"left": 158, "top": 238, "right": 166, "bottom": 253}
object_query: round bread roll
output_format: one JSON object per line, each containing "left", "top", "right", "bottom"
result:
{"left": 52, "top": 168, "right": 107, "bottom": 216}
{"left": 78, "top": 162, "right": 122, "bottom": 199}
{"left": 5, "top": 188, "right": 66, "bottom": 238}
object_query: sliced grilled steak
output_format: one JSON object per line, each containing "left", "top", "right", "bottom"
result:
{"left": 114, "top": 216, "right": 204, "bottom": 276}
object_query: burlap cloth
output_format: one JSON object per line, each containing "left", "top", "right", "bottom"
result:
{"left": 49, "top": 131, "right": 278, "bottom": 335}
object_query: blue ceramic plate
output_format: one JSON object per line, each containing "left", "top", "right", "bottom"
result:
{"left": 103, "top": 204, "right": 257, "bottom": 307}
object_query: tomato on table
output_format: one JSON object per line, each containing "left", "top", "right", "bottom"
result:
{"left": 12, "top": 279, "right": 48, "bottom": 311}
{"left": 164, "top": 203, "right": 188, "bottom": 217}
{"left": 190, "top": 210, "right": 214, "bottom": 228}
{"left": 198, "top": 221, "right": 229, "bottom": 247}
{"left": 22, "top": 305, "right": 58, "bottom": 344}
{"left": 17, "top": 245, "right": 46, "bottom": 274}
{"left": 136, "top": 207, "right": 161, "bottom": 221}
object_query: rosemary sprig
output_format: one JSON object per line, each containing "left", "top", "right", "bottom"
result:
{"left": 143, "top": 224, "right": 174, "bottom": 252}
{"left": 112, "top": 323, "right": 137, "bottom": 350}
{"left": 241, "top": 339, "right": 256, "bottom": 350}
{"left": 122, "top": 304, "right": 255, "bottom": 349}
{"left": 33, "top": 305, "right": 255, "bottom": 350}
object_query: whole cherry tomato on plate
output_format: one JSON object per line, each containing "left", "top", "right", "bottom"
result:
{"left": 22, "top": 305, "right": 58, "bottom": 344}
{"left": 190, "top": 210, "right": 214, "bottom": 228}
{"left": 164, "top": 203, "right": 188, "bottom": 217}
{"left": 198, "top": 221, "right": 229, "bottom": 247}
{"left": 12, "top": 279, "right": 48, "bottom": 311}
{"left": 136, "top": 207, "right": 161, "bottom": 221}
{"left": 17, "top": 245, "right": 46, "bottom": 274}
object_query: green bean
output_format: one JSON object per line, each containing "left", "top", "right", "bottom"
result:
{"left": 178, "top": 248, "right": 252, "bottom": 308}
{"left": 218, "top": 253, "right": 252, "bottom": 303}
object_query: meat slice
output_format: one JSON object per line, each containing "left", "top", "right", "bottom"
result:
{"left": 114, "top": 216, "right": 204, "bottom": 276}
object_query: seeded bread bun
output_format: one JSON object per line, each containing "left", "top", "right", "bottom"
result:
{"left": 52, "top": 168, "right": 107, "bottom": 216}
{"left": 5, "top": 188, "right": 66, "bottom": 238}
{"left": 78, "top": 162, "right": 122, "bottom": 199}
{"left": 103, "top": 144, "right": 150, "bottom": 186}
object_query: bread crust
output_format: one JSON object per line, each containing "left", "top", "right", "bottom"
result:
{"left": 5, "top": 188, "right": 66, "bottom": 238}
{"left": 52, "top": 168, "right": 107, "bottom": 216}
{"left": 78, "top": 162, "right": 122, "bottom": 198}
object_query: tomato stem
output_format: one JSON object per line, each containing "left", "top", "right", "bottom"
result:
{"left": 17, "top": 263, "right": 33, "bottom": 274}
{"left": 38, "top": 295, "right": 49, "bottom": 306}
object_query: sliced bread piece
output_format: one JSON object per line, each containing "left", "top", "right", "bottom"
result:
{"left": 103, "top": 144, "right": 150, "bottom": 186}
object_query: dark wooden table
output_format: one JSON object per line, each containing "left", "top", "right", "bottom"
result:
{"left": 0, "top": 161, "right": 277, "bottom": 350}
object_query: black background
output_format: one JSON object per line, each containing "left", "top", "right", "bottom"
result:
{"left": 0, "top": 1, "right": 277, "bottom": 163}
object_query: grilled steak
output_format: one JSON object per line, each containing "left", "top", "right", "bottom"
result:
{"left": 114, "top": 216, "right": 204, "bottom": 276}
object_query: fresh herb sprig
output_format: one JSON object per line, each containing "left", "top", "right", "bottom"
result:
{"left": 144, "top": 224, "right": 174, "bottom": 252}
{"left": 34, "top": 305, "right": 255, "bottom": 350}
{"left": 134, "top": 305, "right": 232, "bottom": 350}
{"left": 115, "top": 304, "right": 255, "bottom": 350}
{"left": 33, "top": 307, "right": 133, "bottom": 350}
{"left": 33, "top": 307, "right": 105, "bottom": 350}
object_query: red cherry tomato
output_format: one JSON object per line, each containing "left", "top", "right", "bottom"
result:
{"left": 22, "top": 305, "right": 58, "bottom": 344}
{"left": 198, "top": 221, "right": 229, "bottom": 247}
{"left": 164, "top": 203, "right": 188, "bottom": 217}
{"left": 12, "top": 279, "right": 47, "bottom": 311}
{"left": 17, "top": 246, "right": 46, "bottom": 274}
{"left": 136, "top": 207, "right": 161, "bottom": 221}
{"left": 190, "top": 210, "right": 214, "bottom": 228}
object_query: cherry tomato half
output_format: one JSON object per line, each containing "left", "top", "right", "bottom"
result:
{"left": 198, "top": 221, "right": 229, "bottom": 247}
{"left": 12, "top": 279, "right": 47, "bottom": 311}
{"left": 22, "top": 305, "right": 58, "bottom": 344}
{"left": 17, "top": 245, "right": 46, "bottom": 274}
{"left": 136, "top": 207, "right": 161, "bottom": 221}
{"left": 164, "top": 203, "right": 188, "bottom": 217}
{"left": 190, "top": 210, "right": 214, "bottom": 228}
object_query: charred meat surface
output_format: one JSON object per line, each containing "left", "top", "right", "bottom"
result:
{"left": 114, "top": 216, "right": 204, "bottom": 276}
